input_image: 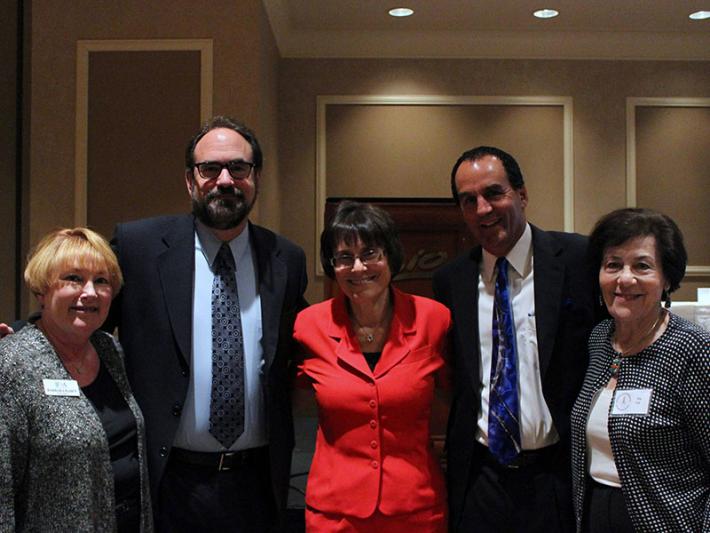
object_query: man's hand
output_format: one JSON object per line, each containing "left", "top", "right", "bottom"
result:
{"left": 0, "top": 323, "right": 14, "bottom": 339}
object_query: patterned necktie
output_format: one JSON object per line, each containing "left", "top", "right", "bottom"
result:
{"left": 209, "top": 243, "right": 245, "bottom": 448}
{"left": 488, "top": 257, "right": 521, "bottom": 465}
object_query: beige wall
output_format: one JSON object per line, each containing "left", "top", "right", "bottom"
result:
{"left": 21, "top": 0, "right": 280, "bottom": 315}
{"left": 325, "top": 104, "right": 565, "bottom": 229}
{"left": 8, "top": 10, "right": 710, "bottom": 314}
{"left": 636, "top": 106, "right": 710, "bottom": 266}
{"left": 254, "top": 2, "right": 282, "bottom": 231}
{"left": 277, "top": 58, "right": 710, "bottom": 303}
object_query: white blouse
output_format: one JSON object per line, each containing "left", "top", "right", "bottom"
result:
{"left": 586, "top": 386, "right": 621, "bottom": 487}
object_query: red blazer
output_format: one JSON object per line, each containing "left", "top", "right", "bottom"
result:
{"left": 293, "top": 288, "right": 451, "bottom": 518}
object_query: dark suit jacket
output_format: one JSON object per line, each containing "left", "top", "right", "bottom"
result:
{"left": 106, "top": 214, "right": 308, "bottom": 523}
{"left": 432, "top": 225, "right": 601, "bottom": 530}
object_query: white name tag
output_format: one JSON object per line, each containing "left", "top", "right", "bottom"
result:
{"left": 611, "top": 389, "right": 652, "bottom": 416}
{"left": 43, "top": 379, "right": 81, "bottom": 397}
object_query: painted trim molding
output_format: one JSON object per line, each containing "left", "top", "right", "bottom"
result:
{"left": 315, "top": 95, "right": 574, "bottom": 276}
{"left": 75, "top": 39, "right": 213, "bottom": 226}
{"left": 626, "top": 97, "right": 710, "bottom": 276}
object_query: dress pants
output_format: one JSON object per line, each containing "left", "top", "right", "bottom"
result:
{"left": 157, "top": 447, "right": 275, "bottom": 533}
{"left": 583, "top": 479, "right": 634, "bottom": 533}
{"left": 456, "top": 442, "right": 575, "bottom": 533}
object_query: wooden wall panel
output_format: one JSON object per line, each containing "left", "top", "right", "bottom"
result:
{"left": 0, "top": 0, "right": 19, "bottom": 320}
{"left": 86, "top": 50, "right": 202, "bottom": 239}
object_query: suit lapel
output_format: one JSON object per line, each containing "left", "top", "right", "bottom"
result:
{"left": 530, "top": 226, "right": 564, "bottom": 379}
{"left": 329, "top": 296, "right": 372, "bottom": 377}
{"left": 157, "top": 215, "right": 195, "bottom": 367}
{"left": 452, "top": 248, "right": 483, "bottom": 390}
{"left": 251, "top": 224, "right": 287, "bottom": 373}
{"left": 374, "top": 289, "right": 415, "bottom": 377}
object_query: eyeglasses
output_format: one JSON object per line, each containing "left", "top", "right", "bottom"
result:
{"left": 330, "top": 248, "right": 383, "bottom": 269}
{"left": 194, "top": 160, "right": 255, "bottom": 180}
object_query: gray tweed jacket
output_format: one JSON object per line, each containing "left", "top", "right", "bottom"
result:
{"left": 0, "top": 324, "right": 153, "bottom": 532}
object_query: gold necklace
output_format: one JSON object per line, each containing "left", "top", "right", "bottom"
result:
{"left": 60, "top": 347, "right": 93, "bottom": 375}
{"left": 352, "top": 318, "right": 379, "bottom": 343}
{"left": 351, "top": 306, "right": 392, "bottom": 344}
{"left": 37, "top": 320, "right": 93, "bottom": 375}
{"left": 610, "top": 308, "right": 666, "bottom": 377}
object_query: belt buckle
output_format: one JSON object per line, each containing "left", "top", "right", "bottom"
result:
{"left": 504, "top": 454, "right": 522, "bottom": 469}
{"left": 218, "top": 451, "right": 235, "bottom": 471}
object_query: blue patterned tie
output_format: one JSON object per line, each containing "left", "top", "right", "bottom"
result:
{"left": 209, "top": 243, "right": 245, "bottom": 448}
{"left": 488, "top": 257, "right": 521, "bottom": 465}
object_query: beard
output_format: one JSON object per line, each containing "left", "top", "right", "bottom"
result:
{"left": 191, "top": 185, "right": 256, "bottom": 230}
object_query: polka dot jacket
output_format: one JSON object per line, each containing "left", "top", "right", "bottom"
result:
{"left": 571, "top": 313, "right": 710, "bottom": 532}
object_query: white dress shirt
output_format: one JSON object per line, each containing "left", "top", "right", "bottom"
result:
{"left": 476, "top": 223, "right": 559, "bottom": 450}
{"left": 173, "top": 221, "right": 267, "bottom": 451}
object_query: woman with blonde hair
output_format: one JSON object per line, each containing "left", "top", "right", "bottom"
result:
{"left": 0, "top": 227, "right": 152, "bottom": 532}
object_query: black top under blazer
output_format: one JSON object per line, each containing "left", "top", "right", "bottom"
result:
{"left": 106, "top": 214, "right": 308, "bottom": 524}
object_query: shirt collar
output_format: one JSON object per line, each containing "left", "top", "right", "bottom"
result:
{"left": 481, "top": 223, "right": 533, "bottom": 282}
{"left": 195, "top": 219, "right": 251, "bottom": 269}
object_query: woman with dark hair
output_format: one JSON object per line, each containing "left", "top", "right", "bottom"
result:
{"left": 293, "top": 200, "right": 451, "bottom": 532}
{"left": 570, "top": 208, "right": 709, "bottom": 532}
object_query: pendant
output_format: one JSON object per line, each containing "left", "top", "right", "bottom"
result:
{"left": 610, "top": 356, "right": 621, "bottom": 377}
{"left": 365, "top": 333, "right": 374, "bottom": 343}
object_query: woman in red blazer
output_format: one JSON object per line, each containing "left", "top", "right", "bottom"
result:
{"left": 293, "top": 201, "right": 451, "bottom": 532}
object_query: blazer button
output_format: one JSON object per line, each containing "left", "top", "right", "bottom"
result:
{"left": 172, "top": 402, "right": 182, "bottom": 416}
{"left": 369, "top": 400, "right": 376, "bottom": 408}
{"left": 369, "top": 420, "right": 377, "bottom": 429}
{"left": 370, "top": 440, "right": 378, "bottom": 449}
{"left": 159, "top": 446, "right": 169, "bottom": 457}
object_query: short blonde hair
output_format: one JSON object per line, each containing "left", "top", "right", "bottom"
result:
{"left": 24, "top": 227, "right": 123, "bottom": 296}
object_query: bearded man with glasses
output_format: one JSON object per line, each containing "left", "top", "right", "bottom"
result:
{"left": 104, "top": 116, "right": 308, "bottom": 532}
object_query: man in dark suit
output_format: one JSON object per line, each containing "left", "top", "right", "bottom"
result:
{"left": 107, "top": 116, "right": 307, "bottom": 532}
{"left": 432, "top": 146, "right": 600, "bottom": 532}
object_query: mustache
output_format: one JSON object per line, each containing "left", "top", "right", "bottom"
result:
{"left": 205, "top": 186, "right": 245, "bottom": 201}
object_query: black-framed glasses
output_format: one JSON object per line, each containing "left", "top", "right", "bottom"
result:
{"left": 330, "top": 248, "right": 383, "bottom": 269}
{"left": 194, "top": 160, "right": 255, "bottom": 180}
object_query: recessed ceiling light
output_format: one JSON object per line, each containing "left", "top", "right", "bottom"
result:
{"left": 688, "top": 10, "right": 710, "bottom": 20}
{"left": 533, "top": 8, "right": 559, "bottom": 19}
{"left": 389, "top": 7, "right": 414, "bottom": 18}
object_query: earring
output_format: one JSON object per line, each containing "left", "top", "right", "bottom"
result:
{"left": 662, "top": 289, "right": 671, "bottom": 308}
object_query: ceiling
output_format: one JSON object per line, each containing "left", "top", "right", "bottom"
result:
{"left": 262, "top": 0, "right": 710, "bottom": 60}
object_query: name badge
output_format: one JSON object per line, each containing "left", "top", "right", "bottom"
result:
{"left": 611, "top": 389, "right": 652, "bottom": 416}
{"left": 43, "top": 379, "right": 81, "bottom": 397}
